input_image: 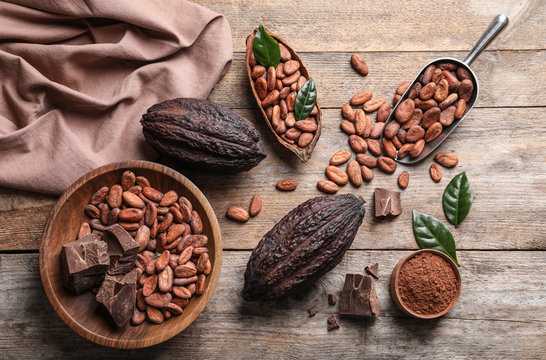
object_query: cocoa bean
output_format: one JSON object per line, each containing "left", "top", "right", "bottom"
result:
{"left": 439, "top": 106, "right": 456, "bottom": 126}
{"left": 350, "top": 91, "right": 372, "bottom": 106}
{"left": 136, "top": 176, "right": 151, "bottom": 188}
{"left": 172, "top": 286, "right": 192, "bottom": 299}
{"left": 285, "top": 113, "right": 296, "bottom": 127}
{"left": 457, "top": 66, "right": 472, "bottom": 81}
{"left": 178, "top": 246, "right": 194, "bottom": 265}
{"left": 384, "top": 121, "right": 400, "bottom": 139}
{"left": 346, "top": 160, "right": 362, "bottom": 187}
{"left": 276, "top": 179, "right": 298, "bottom": 191}
{"left": 419, "top": 82, "right": 437, "bottom": 100}
{"left": 282, "top": 71, "right": 300, "bottom": 86}
{"left": 351, "top": 54, "right": 369, "bottom": 76}
{"left": 396, "top": 81, "right": 411, "bottom": 95}
{"left": 392, "top": 134, "right": 402, "bottom": 149}
{"left": 369, "top": 122, "right": 384, "bottom": 139}
{"left": 190, "top": 210, "right": 203, "bottom": 234}
{"left": 397, "top": 143, "right": 414, "bottom": 159}
{"left": 196, "top": 274, "right": 206, "bottom": 295}
{"left": 158, "top": 212, "right": 173, "bottom": 233}
{"left": 377, "top": 157, "right": 397, "bottom": 174}
{"left": 422, "top": 65, "right": 436, "bottom": 83}
{"left": 424, "top": 122, "right": 443, "bottom": 142}
{"left": 454, "top": 99, "right": 466, "bottom": 119}
{"left": 362, "top": 115, "right": 372, "bottom": 137}
{"left": 128, "top": 185, "right": 142, "bottom": 195}
{"left": 392, "top": 94, "right": 402, "bottom": 105}
{"left": 144, "top": 203, "right": 157, "bottom": 227}
{"left": 175, "top": 262, "right": 197, "bottom": 278}
{"left": 165, "top": 302, "right": 183, "bottom": 316}
{"left": 121, "top": 171, "right": 136, "bottom": 191}
{"left": 166, "top": 224, "right": 185, "bottom": 243}
{"left": 286, "top": 92, "right": 296, "bottom": 111}
{"left": 135, "top": 225, "right": 150, "bottom": 252}
{"left": 418, "top": 99, "right": 438, "bottom": 111}
{"left": 402, "top": 108, "right": 423, "bottom": 130}
{"left": 435, "top": 153, "right": 459, "bottom": 168}
{"left": 143, "top": 275, "right": 157, "bottom": 296}
{"left": 421, "top": 107, "right": 441, "bottom": 129}
{"left": 398, "top": 171, "right": 410, "bottom": 189}
{"left": 146, "top": 307, "right": 164, "bottom": 324}
{"left": 432, "top": 68, "right": 444, "bottom": 83}
{"left": 226, "top": 206, "right": 249, "bottom": 223}
{"left": 159, "top": 190, "right": 178, "bottom": 207}
{"left": 280, "top": 100, "right": 288, "bottom": 120}
{"left": 458, "top": 79, "right": 473, "bottom": 102}
{"left": 430, "top": 163, "right": 442, "bottom": 182}
{"left": 122, "top": 191, "right": 145, "bottom": 209}
{"left": 170, "top": 206, "right": 184, "bottom": 223}
{"left": 367, "top": 139, "right": 382, "bottom": 156}
{"left": 340, "top": 120, "right": 356, "bottom": 135}
{"left": 363, "top": 98, "right": 386, "bottom": 112}
{"left": 118, "top": 208, "right": 144, "bottom": 222}
{"left": 267, "top": 66, "right": 276, "bottom": 91}
{"left": 295, "top": 119, "right": 317, "bottom": 132}
{"left": 173, "top": 276, "right": 197, "bottom": 286}
{"left": 279, "top": 43, "right": 291, "bottom": 61}
{"left": 255, "top": 77, "right": 267, "bottom": 100}
{"left": 382, "top": 138, "right": 397, "bottom": 159}
{"left": 279, "top": 86, "right": 290, "bottom": 100}
{"left": 376, "top": 103, "right": 391, "bottom": 123}
{"left": 196, "top": 253, "right": 209, "bottom": 274}
{"left": 136, "top": 289, "right": 146, "bottom": 311}
{"left": 408, "top": 82, "right": 421, "bottom": 99}
{"left": 394, "top": 99, "right": 415, "bottom": 123}
{"left": 145, "top": 293, "right": 172, "bottom": 308}
{"left": 106, "top": 185, "right": 123, "bottom": 209}
{"left": 356, "top": 154, "right": 377, "bottom": 168}
{"left": 298, "top": 132, "right": 314, "bottom": 147}
{"left": 341, "top": 104, "right": 355, "bottom": 121}
{"left": 262, "top": 90, "right": 280, "bottom": 108}
{"left": 285, "top": 127, "right": 302, "bottom": 140}
{"left": 348, "top": 135, "right": 367, "bottom": 153}
{"left": 325, "top": 166, "right": 349, "bottom": 186}
{"left": 354, "top": 109, "right": 366, "bottom": 135}
{"left": 434, "top": 79, "right": 450, "bottom": 102}
{"left": 85, "top": 204, "right": 100, "bottom": 219}
{"left": 131, "top": 309, "right": 146, "bottom": 326}
{"left": 316, "top": 180, "right": 339, "bottom": 194}
{"left": 90, "top": 187, "right": 109, "bottom": 205}
{"left": 89, "top": 219, "right": 106, "bottom": 231}
{"left": 330, "top": 149, "right": 351, "bottom": 166}
{"left": 284, "top": 60, "right": 300, "bottom": 75}
{"left": 142, "top": 187, "right": 163, "bottom": 203}
{"left": 438, "top": 63, "right": 457, "bottom": 71}
{"left": 410, "top": 139, "right": 425, "bottom": 158}
{"left": 361, "top": 166, "right": 374, "bottom": 182}
{"left": 439, "top": 93, "right": 458, "bottom": 110}
{"left": 252, "top": 65, "right": 266, "bottom": 79}
{"left": 442, "top": 70, "right": 460, "bottom": 90}
{"left": 158, "top": 266, "right": 173, "bottom": 293}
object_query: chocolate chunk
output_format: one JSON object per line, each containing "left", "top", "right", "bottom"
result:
{"left": 102, "top": 224, "right": 139, "bottom": 275}
{"left": 327, "top": 315, "right": 340, "bottom": 331}
{"left": 328, "top": 293, "right": 337, "bottom": 306}
{"left": 339, "top": 273, "right": 380, "bottom": 317}
{"left": 61, "top": 234, "right": 109, "bottom": 295}
{"left": 365, "top": 263, "right": 379, "bottom": 279}
{"left": 307, "top": 308, "right": 318, "bottom": 317}
{"left": 96, "top": 269, "right": 138, "bottom": 327}
{"left": 374, "top": 188, "right": 402, "bottom": 217}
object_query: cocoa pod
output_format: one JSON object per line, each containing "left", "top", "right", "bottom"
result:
{"left": 325, "top": 166, "right": 349, "bottom": 186}
{"left": 363, "top": 98, "right": 386, "bottom": 112}
{"left": 377, "top": 157, "right": 397, "bottom": 174}
{"left": 351, "top": 54, "right": 369, "bottom": 76}
{"left": 276, "top": 179, "right": 298, "bottom": 191}
{"left": 226, "top": 206, "right": 250, "bottom": 223}
{"left": 242, "top": 194, "right": 365, "bottom": 300}
{"left": 346, "top": 160, "right": 362, "bottom": 187}
{"left": 430, "top": 164, "right": 442, "bottom": 182}
{"left": 350, "top": 91, "right": 373, "bottom": 106}
{"left": 317, "top": 180, "right": 339, "bottom": 194}
{"left": 90, "top": 187, "right": 109, "bottom": 205}
{"left": 249, "top": 195, "right": 262, "bottom": 217}
{"left": 142, "top": 98, "right": 266, "bottom": 172}
{"left": 330, "top": 150, "right": 351, "bottom": 166}
{"left": 435, "top": 153, "right": 459, "bottom": 168}
{"left": 349, "top": 135, "right": 367, "bottom": 153}
{"left": 398, "top": 171, "right": 410, "bottom": 189}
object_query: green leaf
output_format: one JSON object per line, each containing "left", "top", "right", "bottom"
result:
{"left": 252, "top": 24, "right": 280, "bottom": 69}
{"left": 412, "top": 210, "right": 460, "bottom": 266}
{"left": 294, "top": 78, "right": 317, "bottom": 121}
{"left": 443, "top": 172, "right": 473, "bottom": 227}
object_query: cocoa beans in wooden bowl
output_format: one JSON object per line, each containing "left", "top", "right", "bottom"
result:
{"left": 246, "top": 25, "right": 322, "bottom": 162}
{"left": 39, "top": 161, "right": 222, "bottom": 349}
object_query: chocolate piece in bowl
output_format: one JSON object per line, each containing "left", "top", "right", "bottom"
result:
{"left": 339, "top": 273, "right": 380, "bottom": 318}
{"left": 60, "top": 234, "right": 109, "bottom": 295}
{"left": 102, "top": 224, "right": 139, "bottom": 275}
{"left": 96, "top": 269, "right": 138, "bottom": 327}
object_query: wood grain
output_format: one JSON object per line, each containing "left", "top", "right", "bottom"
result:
{"left": 39, "top": 161, "right": 222, "bottom": 348}
{"left": 209, "top": 50, "right": 546, "bottom": 109}
{"left": 3, "top": 107, "right": 543, "bottom": 252}
{"left": 1, "top": 252, "right": 544, "bottom": 358}
{"left": 199, "top": 0, "right": 546, "bottom": 52}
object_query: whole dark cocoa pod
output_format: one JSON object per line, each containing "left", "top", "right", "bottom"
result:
{"left": 242, "top": 194, "right": 365, "bottom": 300}
{"left": 141, "top": 98, "right": 266, "bottom": 172}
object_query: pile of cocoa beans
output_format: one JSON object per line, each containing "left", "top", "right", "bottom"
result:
{"left": 389, "top": 62, "right": 474, "bottom": 159}
{"left": 250, "top": 44, "right": 319, "bottom": 148}
{"left": 81, "top": 171, "right": 211, "bottom": 326}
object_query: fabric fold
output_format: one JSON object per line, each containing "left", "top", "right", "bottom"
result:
{"left": 0, "top": 0, "right": 233, "bottom": 195}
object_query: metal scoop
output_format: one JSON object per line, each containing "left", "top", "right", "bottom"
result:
{"left": 381, "top": 14, "right": 509, "bottom": 164}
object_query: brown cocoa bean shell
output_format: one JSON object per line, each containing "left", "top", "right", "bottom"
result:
{"left": 330, "top": 149, "right": 351, "bottom": 166}
{"left": 226, "top": 206, "right": 250, "bottom": 223}
{"left": 361, "top": 166, "right": 374, "bottom": 182}
{"left": 121, "top": 171, "right": 136, "bottom": 191}
{"left": 178, "top": 246, "right": 194, "bottom": 265}
{"left": 90, "top": 187, "right": 109, "bottom": 205}
{"left": 317, "top": 180, "right": 339, "bottom": 194}
{"left": 435, "top": 153, "right": 459, "bottom": 168}
{"left": 439, "top": 106, "right": 456, "bottom": 126}
{"left": 247, "top": 28, "right": 321, "bottom": 162}
{"left": 346, "top": 160, "right": 362, "bottom": 187}
{"left": 430, "top": 163, "right": 442, "bottom": 182}
{"left": 356, "top": 154, "right": 377, "bottom": 168}
{"left": 341, "top": 104, "right": 355, "bottom": 121}
{"left": 348, "top": 135, "right": 367, "bottom": 153}
{"left": 398, "top": 171, "right": 410, "bottom": 189}
{"left": 432, "top": 68, "right": 444, "bottom": 84}
{"left": 421, "top": 107, "right": 441, "bottom": 129}
{"left": 367, "top": 139, "right": 382, "bottom": 156}
{"left": 418, "top": 99, "right": 438, "bottom": 112}
{"left": 276, "top": 179, "right": 298, "bottom": 191}
{"left": 377, "top": 157, "right": 397, "bottom": 174}
{"left": 376, "top": 103, "right": 391, "bottom": 123}
{"left": 267, "top": 66, "right": 276, "bottom": 91}
{"left": 143, "top": 275, "right": 157, "bottom": 296}
{"left": 410, "top": 139, "right": 425, "bottom": 158}
{"left": 363, "top": 98, "right": 386, "bottom": 112}
{"left": 424, "top": 122, "right": 443, "bottom": 142}
{"left": 394, "top": 99, "right": 415, "bottom": 123}
{"left": 351, "top": 54, "right": 369, "bottom": 76}
{"left": 175, "top": 263, "right": 197, "bottom": 278}
{"left": 350, "top": 91, "right": 373, "bottom": 106}
{"left": 136, "top": 176, "right": 150, "bottom": 188}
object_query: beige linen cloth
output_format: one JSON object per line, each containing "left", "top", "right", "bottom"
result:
{"left": 0, "top": 0, "right": 232, "bottom": 195}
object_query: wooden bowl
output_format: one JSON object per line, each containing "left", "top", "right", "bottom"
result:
{"left": 390, "top": 249, "right": 461, "bottom": 319}
{"left": 39, "top": 161, "right": 222, "bottom": 348}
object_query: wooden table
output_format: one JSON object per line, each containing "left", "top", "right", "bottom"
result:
{"left": 1, "top": 0, "right": 544, "bottom": 358}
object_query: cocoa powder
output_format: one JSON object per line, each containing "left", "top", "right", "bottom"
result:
{"left": 398, "top": 252, "right": 458, "bottom": 315}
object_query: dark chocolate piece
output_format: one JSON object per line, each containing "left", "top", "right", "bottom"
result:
{"left": 307, "top": 308, "right": 318, "bottom": 317}
{"left": 374, "top": 188, "right": 402, "bottom": 217}
{"left": 61, "top": 234, "right": 109, "bottom": 295}
{"left": 327, "top": 315, "right": 339, "bottom": 331}
{"left": 96, "top": 269, "right": 138, "bottom": 327}
{"left": 102, "top": 224, "right": 139, "bottom": 275}
{"left": 328, "top": 293, "right": 337, "bottom": 306}
{"left": 339, "top": 273, "right": 380, "bottom": 317}
{"left": 365, "top": 263, "right": 379, "bottom": 279}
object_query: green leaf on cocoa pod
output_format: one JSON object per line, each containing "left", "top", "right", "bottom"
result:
{"left": 252, "top": 24, "right": 280, "bottom": 69}
{"left": 412, "top": 210, "right": 459, "bottom": 266}
{"left": 443, "top": 172, "right": 473, "bottom": 227}
{"left": 294, "top": 78, "right": 317, "bottom": 121}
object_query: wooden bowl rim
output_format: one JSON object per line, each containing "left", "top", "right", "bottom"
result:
{"left": 389, "top": 249, "right": 461, "bottom": 319}
{"left": 39, "top": 160, "right": 222, "bottom": 348}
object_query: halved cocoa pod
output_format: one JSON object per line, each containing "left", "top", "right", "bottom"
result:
{"left": 246, "top": 28, "right": 322, "bottom": 162}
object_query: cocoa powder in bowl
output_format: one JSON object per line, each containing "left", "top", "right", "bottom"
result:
{"left": 390, "top": 249, "right": 461, "bottom": 318}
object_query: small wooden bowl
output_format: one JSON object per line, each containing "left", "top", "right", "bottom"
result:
{"left": 39, "top": 161, "right": 222, "bottom": 348}
{"left": 390, "top": 249, "right": 461, "bottom": 319}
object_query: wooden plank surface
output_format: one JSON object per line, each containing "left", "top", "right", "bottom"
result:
{"left": 2, "top": 107, "right": 544, "bottom": 251}
{"left": 200, "top": 0, "right": 546, "bottom": 52}
{"left": 0, "top": 252, "right": 544, "bottom": 359}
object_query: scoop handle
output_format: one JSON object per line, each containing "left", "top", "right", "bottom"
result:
{"left": 464, "top": 14, "right": 509, "bottom": 66}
